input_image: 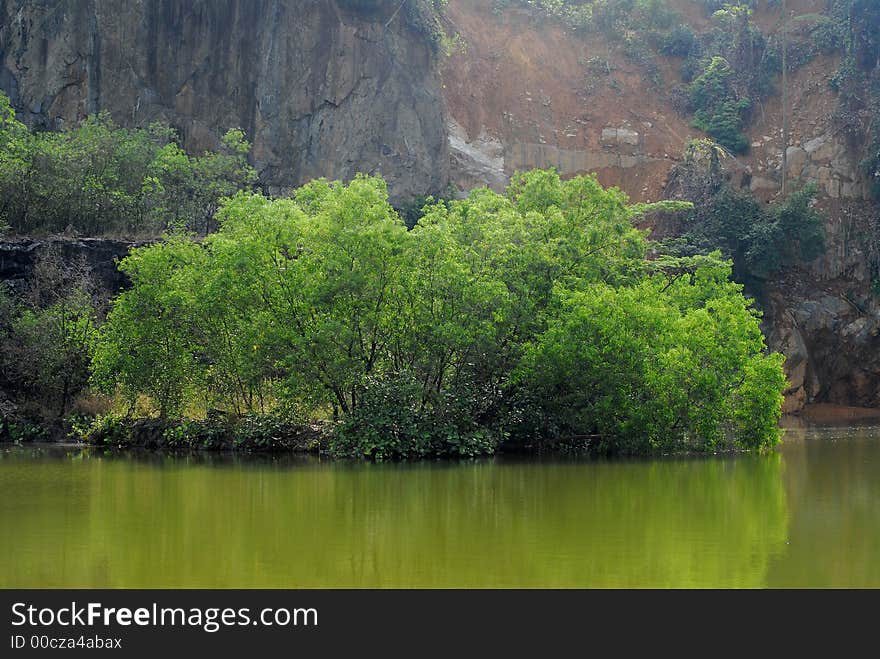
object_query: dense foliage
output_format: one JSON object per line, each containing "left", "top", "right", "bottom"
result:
{"left": 0, "top": 92, "right": 256, "bottom": 238}
{"left": 0, "top": 250, "right": 98, "bottom": 423}
{"left": 689, "top": 56, "right": 752, "bottom": 154}
{"left": 89, "top": 170, "right": 786, "bottom": 457}
{"left": 663, "top": 139, "right": 825, "bottom": 287}
{"left": 515, "top": 257, "right": 785, "bottom": 452}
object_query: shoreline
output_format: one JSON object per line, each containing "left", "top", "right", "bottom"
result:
{"left": 790, "top": 403, "right": 880, "bottom": 424}
{"left": 5, "top": 404, "right": 880, "bottom": 461}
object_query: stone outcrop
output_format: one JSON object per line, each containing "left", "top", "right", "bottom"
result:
{"left": 798, "top": 133, "right": 868, "bottom": 200}
{"left": 763, "top": 199, "right": 880, "bottom": 411}
{"left": 447, "top": 119, "right": 507, "bottom": 192}
{"left": 504, "top": 142, "right": 671, "bottom": 178}
{"left": 600, "top": 126, "right": 640, "bottom": 149}
{"left": 0, "top": 239, "right": 137, "bottom": 297}
{"left": 766, "top": 282, "right": 880, "bottom": 411}
{"left": 751, "top": 133, "right": 870, "bottom": 200}
{"left": 0, "top": 0, "right": 450, "bottom": 204}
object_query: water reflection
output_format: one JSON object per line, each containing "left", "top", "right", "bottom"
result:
{"left": 768, "top": 425, "right": 880, "bottom": 588}
{"left": 0, "top": 426, "right": 877, "bottom": 588}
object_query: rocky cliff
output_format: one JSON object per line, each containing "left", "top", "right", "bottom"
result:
{"left": 0, "top": 0, "right": 449, "bottom": 204}
{"left": 439, "top": 0, "right": 880, "bottom": 413}
{"left": 2, "top": 0, "right": 880, "bottom": 413}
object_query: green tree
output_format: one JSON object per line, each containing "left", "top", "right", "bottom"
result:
{"left": 515, "top": 255, "right": 785, "bottom": 454}
{"left": 0, "top": 250, "right": 99, "bottom": 420}
{"left": 0, "top": 92, "right": 257, "bottom": 237}
{"left": 0, "top": 91, "right": 32, "bottom": 234}
{"left": 91, "top": 238, "right": 207, "bottom": 418}
{"left": 91, "top": 169, "right": 786, "bottom": 456}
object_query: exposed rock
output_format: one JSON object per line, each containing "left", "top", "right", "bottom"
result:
{"left": 447, "top": 119, "right": 508, "bottom": 192}
{"left": 750, "top": 176, "right": 778, "bottom": 192}
{"left": 601, "top": 127, "right": 640, "bottom": 148}
{"left": 767, "top": 311, "right": 810, "bottom": 414}
{"left": 803, "top": 134, "right": 841, "bottom": 163}
{"left": 0, "top": 0, "right": 450, "bottom": 204}
{"left": 0, "top": 239, "right": 137, "bottom": 297}
{"left": 765, "top": 273, "right": 880, "bottom": 411}
{"left": 504, "top": 142, "right": 668, "bottom": 177}
{"left": 786, "top": 146, "right": 807, "bottom": 178}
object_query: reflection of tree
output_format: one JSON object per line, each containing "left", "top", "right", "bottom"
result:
{"left": 0, "top": 451, "right": 791, "bottom": 588}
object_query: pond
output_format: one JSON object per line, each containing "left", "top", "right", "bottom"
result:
{"left": 1, "top": 422, "right": 878, "bottom": 588}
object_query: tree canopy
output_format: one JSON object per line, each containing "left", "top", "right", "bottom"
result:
{"left": 91, "top": 170, "right": 786, "bottom": 457}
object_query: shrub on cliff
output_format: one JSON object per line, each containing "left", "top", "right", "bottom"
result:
{"left": 690, "top": 57, "right": 751, "bottom": 154}
{"left": 663, "top": 140, "right": 826, "bottom": 286}
{"left": 0, "top": 91, "right": 257, "bottom": 238}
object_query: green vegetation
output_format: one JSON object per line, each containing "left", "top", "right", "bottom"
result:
{"left": 663, "top": 139, "right": 825, "bottom": 287}
{"left": 491, "top": 0, "right": 676, "bottom": 35}
{"left": 516, "top": 260, "right": 785, "bottom": 452}
{"left": 0, "top": 34, "right": 797, "bottom": 458}
{"left": 681, "top": 4, "right": 780, "bottom": 153}
{"left": 79, "top": 412, "right": 318, "bottom": 453}
{"left": 0, "top": 91, "right": 256, "bottom": 238}
{"left": 409, "top": 0, "right": 450, "bottom": 48}
{"left": 689, "top": 57, "right": 752, "bottom": 154}
{"left": 85, "top": 170, "right": 785, "bottom": 457}
{"left": 0, "top": 249, "right": 98, "bottom": 426}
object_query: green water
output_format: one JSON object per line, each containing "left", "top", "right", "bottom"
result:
{"left": 1, "top": 423, "right": 878, "bottom": 588}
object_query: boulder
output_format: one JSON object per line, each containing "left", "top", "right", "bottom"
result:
{"left": 785, "top": 146, "right": 807, "bottom": 178}
{"left": 803, "top": 134, "right": 842, "bottom": 164}
{"left": 750, "top": 176, "right": 778, "bottom": 192}
{"left": 601, "top": 127, "right": 639, "bottom": 147}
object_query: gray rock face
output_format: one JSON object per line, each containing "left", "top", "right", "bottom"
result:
{"left": 750, "top": 175, "right": 778, "bottom": 192}
{"left": 803, "top": 134, "right": 839, "bottom": 163}
{"left": 765, "top": 268, "right": 880, "bottom": 411}
{"left": 0, "top": 239, "right": 138, "bottom": 297}
{"left": 601, "top": 126, "right": 640, "bottom": 148}
{"left": 0, "top": 0, "right": 450, "bottom": 204}
{"left": 785, "top": 146, "right": 807, "bottom": 179}
{"left": 447, "top": 119, "right": 507, "bottom": 192}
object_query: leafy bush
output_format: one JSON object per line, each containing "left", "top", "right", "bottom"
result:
{"left": 80, "top": 412, "right": 133, "bottom": 447}
{"left": 690, "top": 57, "right": 751, "bottom": 154}
{"left": 0, "top": 92, "right": 256, "bottom": 238}
{"left": 79, "top": 412, "right": 317, "bottom": 452}
{"left": 329, "top": 374, "right": 502, "bottom": 460}
{"left": 660, "top": 24, "right": 697, "bottom": 57}
{"left": 515, "top": 258, "right": 785, "bottom": 454}
{"left": 810, "top": 15, "right": 845, "bottom": 54}
{"left": 0, "top": 249, "right": 99, "bottom": 421}
{"left": 403, "top": 0, "right": 450, "bottom": 52}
